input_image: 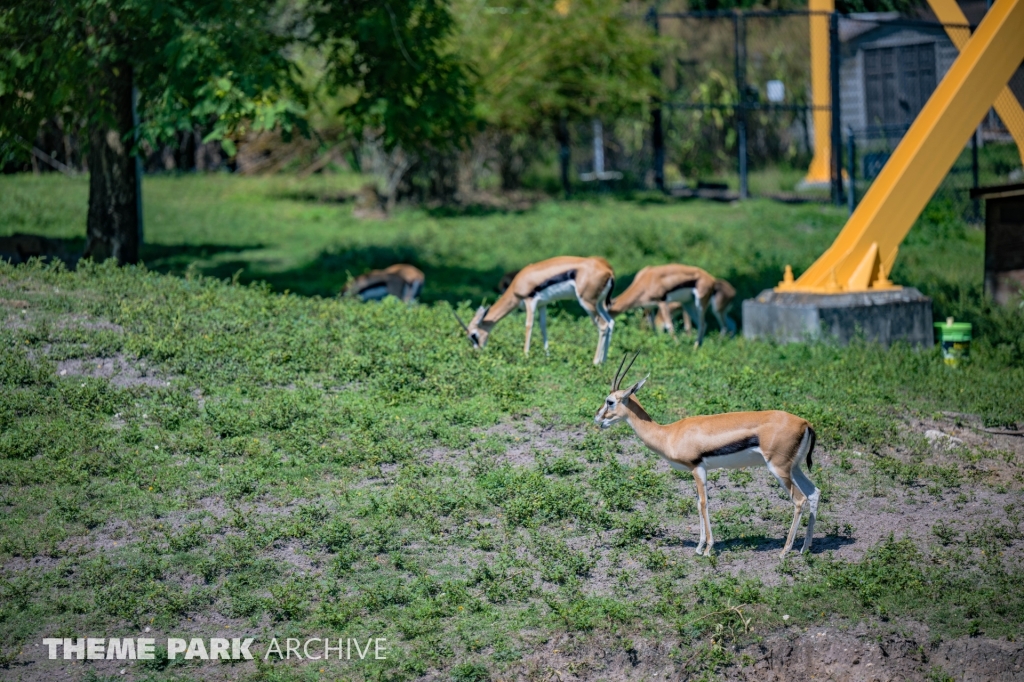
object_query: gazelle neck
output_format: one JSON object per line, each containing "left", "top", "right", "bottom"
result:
{"left": 624, "top": 398, "right": 671, "bottom": 456}
{"left": 483, "top": 288, "right": 520, "bottom": 324}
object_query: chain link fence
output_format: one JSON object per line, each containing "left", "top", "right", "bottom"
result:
{"left": 559, "top": 9, "right": 1024, "bottom": 222}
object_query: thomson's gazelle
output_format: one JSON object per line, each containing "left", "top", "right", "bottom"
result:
{"left": 454, "top": 256, "right": 616, "bottom": 364}
{"left": 594, "top": 353, "right": 820, "bottom": 557}
{"left": 608, "top": 264, "right": 716, "bottom": 347}
{"left": 344, "top": 264, "right": 425, "bottom": 303}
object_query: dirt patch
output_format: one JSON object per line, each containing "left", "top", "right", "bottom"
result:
{"left": 492, "top": 624, "right": 1024, "bottom": 681}
{"left": 905, "top": 414, "right": 1024, "bottom": 488}
{"left": 56, "top": 353, "right": 175, "bottom": 389}
{"left": 733, "top": 624, "right": 1024, "bottom": 681}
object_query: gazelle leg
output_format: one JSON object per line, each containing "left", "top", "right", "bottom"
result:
{"left": 657, "top": 302, "right": 676, "bottom": 337}
{"left": 682, "top": 300, "right": 707, "bottom": 348}
{"left": 682, "top": 309, "right": 693, "bottom": 333}
{"left": 777, "top": 476, "right": 807, "bottom": 557}
{"left": 792, "top": 468, "right": 820, "bottom": 554}
{"left": 722, "top": 304, "right": 737, "bottom": 336}
{"left": 646, "top": 309, "right": 657, "bottom": 331}
{"left": 693, "top": 465, "right": 713, "bottom": 555}
{"left": 695, "top": 304, "right": 708, "bottom": 348}
{"left": 581, "top": 297, "right": 613, "bottom": 365}
{"left": 712, "top": 308, "right": 727, "bottom": 336}
{"left": 539, "top": 304, "right": 549, "bottom": 354}
{"left": 596, "top": 298, "right": 614, "bottom": 364}
{"left": 523, "top": 297, "right": 537, "bottom": 356}
{"left": 578, "top": 299, "right": 602, "bottom": 364}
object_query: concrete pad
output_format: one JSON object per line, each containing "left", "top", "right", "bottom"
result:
{"left": 742, "top": 288, "right": 934, "bottom": 347}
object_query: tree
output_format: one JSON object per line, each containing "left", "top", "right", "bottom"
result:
{"left": 456, "top": 0, "right": 660, "bottom": 188}
{"left": 311, "top": 0, "right": 476, "bottom": 208}
{"left": 0, "top": 0, "right": 473, "bottom": 264}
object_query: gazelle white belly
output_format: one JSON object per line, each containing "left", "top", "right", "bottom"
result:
{"left": 704, "top": 447, "right": 766, "bottom": 470}
{"left": 534, "top": 279, "right": 577, "bottom": 304}
{"left": 359, "top": 285, "right": 390, "bottom": 301}
{"left": 665, "top": 287, "right": 697, "bottom": 305}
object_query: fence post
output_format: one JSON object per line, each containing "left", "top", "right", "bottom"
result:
{"left": 557, "top": 116, "right": 570, "bottom": 198}
{"left": 647, "top": 7, "right": 666, "bottom": 192}
{"left": 972, "top": 126, "right": 980, "bottom": 220}
{"left": 132, "top": 84, "right": 144, "bottom": 248}
{"left": 735, "top": 11, "right": 748, "bottom": 200}
{"left": 829, "top": 11, "right": 843, "bottom": 207}
{"left": 847, "top": 127, "right": 856, "bottom": 214}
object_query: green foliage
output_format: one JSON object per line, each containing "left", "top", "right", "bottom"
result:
{"left": 0, "top": 0, "right": 302, "bottom": 154}
{"left": 457, "top": 0, "right": 658, "bottom": 131}
{"left": 313, "top": 0, "right": 475, "bottom": 152}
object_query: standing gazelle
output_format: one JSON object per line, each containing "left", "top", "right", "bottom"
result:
{"left": 343, "top": 264, "right": 425, "bottom": 303}
{"left": 454, "top": 256, "right": 615, "bottom": 364}
{"left": 608, "top": 264, "right": 717, "bottom": 348}
{"left": 594, "top": 353, "right": 819, "bottom": 557}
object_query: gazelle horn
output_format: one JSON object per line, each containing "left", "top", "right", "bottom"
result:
{"left": 615, "top": 350, "right": 641, "bottom": 390}
{"left": 611, "top": 353, "right": 628, "bottom": 391}
{"left": 451, "top": 307, "right": 470, "bottom": 334}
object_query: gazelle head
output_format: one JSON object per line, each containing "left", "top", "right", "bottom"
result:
{"left": 452, "top": 306, "right": 493, "bottom": 349}
{"left": 594, "top": 351, "right": 647, "bottom": 429}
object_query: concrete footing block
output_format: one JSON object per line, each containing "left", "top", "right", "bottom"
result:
{"left": 742, "top": 288, "right": 934, "bottom": 347}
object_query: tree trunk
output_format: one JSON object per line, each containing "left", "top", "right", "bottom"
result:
{"left": 84, "top": 62, "right": 139, "bottom": 265}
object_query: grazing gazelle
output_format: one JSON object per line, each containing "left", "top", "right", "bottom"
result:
{"left": 654, "top": 278, "right": 737, "bottom": 337}
{"left": 453, "top": 256, "right": 615, "bottom": 364}
{"left": 343, "top": 264, "right": 425, "bottom": 303}
{"left": 608, "top": 264, "right": 717, "bottom": 348}
{"left": 594, "top": 353, "right": 819, "bottom": 557}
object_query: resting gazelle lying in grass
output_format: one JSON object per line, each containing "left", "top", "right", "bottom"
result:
{"left": 454, "top": 256, "right": 616, "bottom": 364}
{"left": 594, "top": 353, "right": 820, "bottom": 557}
{"left": 653, "top": 278, "right": 737, "bottom": 337}
{"left": 343, "top": 264, "right": 425, "bottom": 303}
{"left": 608, "top": 264, "right": 716, "bottom": 348}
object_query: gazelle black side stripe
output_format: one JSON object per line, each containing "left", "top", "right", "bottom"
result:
{"left": 662, "top": 279, "right": 698, "bottom": 300}
{"left": 528, "top": 270, "right": 576, "bottom": 298}
{"left": 702, "top": 435, "right": 759, "bottom": 459}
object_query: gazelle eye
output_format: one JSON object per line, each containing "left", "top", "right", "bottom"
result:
{"left": 606, "top": 400, "right": 614, "bottom": 406}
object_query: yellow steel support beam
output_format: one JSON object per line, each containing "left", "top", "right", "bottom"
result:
{"left": 778, "top": 0, "right": 1024, "bottom": 294}
{"left": 803, "top": 0, "right": 834, "bottom": 185}
{"left": 927, "top": 0, "right": 1024, "bottom": 166}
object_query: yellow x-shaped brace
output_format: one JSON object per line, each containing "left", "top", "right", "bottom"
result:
{"left": 928, "top": 0, "right": 1024, "bottom": 166}
{"left": 781, "top": 0, "right": 1024, "bottom": 294}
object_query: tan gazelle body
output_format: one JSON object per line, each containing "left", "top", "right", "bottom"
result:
{"left": 654, "top": 277, "right": 737, "bottom": 337}
{"left": 594, "top": 353, "right": 819, "bottom": 557}
{"left": 344, "top": 264, "right": 425, "bottom": 303}
{"left": 608, "top": 264, "right": 717, "bottom": 347}
{"left": 454, "top": 256, "right": 615, "bottom": 364}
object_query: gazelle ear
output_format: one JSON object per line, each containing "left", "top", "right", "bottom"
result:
{"left": 625, "top": 374, "right": 649, "bottom": 396}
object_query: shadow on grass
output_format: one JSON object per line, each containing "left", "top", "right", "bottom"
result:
{"left": 694, "top": 534, "right": 856, "bottom": 555}
{"left": 137, "top": 239, "right": 793, "bottom": 334}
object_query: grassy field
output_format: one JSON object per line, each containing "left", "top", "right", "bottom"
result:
{"left": 2, "top": 173, "right": 1024, "bottom": 681}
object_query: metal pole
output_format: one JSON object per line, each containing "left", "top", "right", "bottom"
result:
{"left": 131, "top": 84, "right": 144, "bottom": 248}
{"left": 647, "top": 7, "right": 666, "bottom": 192}
{"left": 972, "top": 126, "right": 980, "bottom": 220}
{"left": 735, "top": 12, "right": 748, "bottom": 199}
{"left": 557, "top": 116, "right": 571, "bottom": 198}
{"left": 847, "top": 127, "right": 856, "bottom": 214}
{"left": 829, "top": 11, "right": 843, "bottom": 206}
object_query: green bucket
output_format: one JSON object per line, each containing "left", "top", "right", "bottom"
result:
{"left": 934, "top": 317, "right": 971, "bottom": 367}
